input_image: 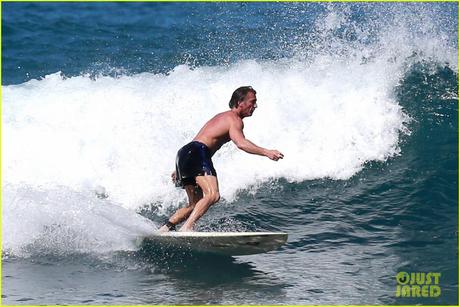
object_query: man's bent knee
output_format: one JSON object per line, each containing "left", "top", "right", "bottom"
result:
{"left": 202, "top": 191, "right": 220, "bottom": 205}
{"left": 208, "top": 191, "right": 220, "bottom": 204}
{"left": 195, "top": 175, "right": 220, "bottom": 204}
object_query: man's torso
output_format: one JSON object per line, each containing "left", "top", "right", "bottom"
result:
{"left": 193, "top": 111, "right": 240, "bottom": 155}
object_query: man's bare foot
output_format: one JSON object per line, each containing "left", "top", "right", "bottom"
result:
{"left": 179, "top": 226, "right": 194, "bottom": 232}
{"left": 158, "top": 225, "right": 170, "bottom": 232}
{"left": 159, "top": 221, "right": 177, "bottom": 232}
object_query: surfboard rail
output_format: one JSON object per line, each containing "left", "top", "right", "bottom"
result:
{"left": 143, "top": 231, "right": 288, "bottom": 256}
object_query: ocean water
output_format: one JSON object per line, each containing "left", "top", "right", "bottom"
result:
{"left": 2, "top": 2, "right": 458, "bottom": 305}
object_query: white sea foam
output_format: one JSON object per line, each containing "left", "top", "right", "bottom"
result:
{"left": 2, "top": 184, "right": 156, "bottom": 257}
{"left": 3, "top": 59, "right": 409, "bottom": 204}
{"left": 3, "top": 4, "right": 457, "bottom": 256}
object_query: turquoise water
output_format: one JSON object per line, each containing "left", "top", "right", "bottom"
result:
{"left": 2, "top": 2, "right": 458, "bottom": 305}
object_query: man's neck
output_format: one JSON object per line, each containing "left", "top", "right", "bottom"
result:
{"left": 230, "top": 108, "right": 244, "bottom": 119}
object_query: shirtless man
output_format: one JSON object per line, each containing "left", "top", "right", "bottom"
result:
{"left": 159, "top": 86, "right": 284, "bottom": 232}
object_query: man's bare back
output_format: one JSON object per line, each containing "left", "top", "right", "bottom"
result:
{"left": 192, "top": 111, "right": 233, "bottom": 155}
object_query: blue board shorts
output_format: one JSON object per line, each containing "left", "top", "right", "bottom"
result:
{"left": 175, "top": 141, "right": 217, "bottom": 188}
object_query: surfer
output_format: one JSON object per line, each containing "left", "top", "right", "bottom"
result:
{"left": 159, "top": 86, "right": 284, "bottom": 232}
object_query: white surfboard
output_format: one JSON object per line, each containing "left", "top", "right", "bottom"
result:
{"left": 143, "top": 232, "right": 288, "bottom": 256}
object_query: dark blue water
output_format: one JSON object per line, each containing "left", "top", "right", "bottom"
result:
{"left": 2, "top": 2, "right": 458, "bottom": 305}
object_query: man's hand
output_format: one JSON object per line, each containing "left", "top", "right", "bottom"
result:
{"left": 265, "top": 150, "right": 284, "bottom": 161}
{"left": 171, "top": 171, "right": 177, "bottom": 183}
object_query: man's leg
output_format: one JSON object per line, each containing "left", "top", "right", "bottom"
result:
{"left": 159, "top": 185, "right": 203, "bottom": 232}
{"left": 179, "top": 175, "right": 220, "bottom": 231}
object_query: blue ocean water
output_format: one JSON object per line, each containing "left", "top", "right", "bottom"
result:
{"left": 2, "top": 2, "right": 458, "bottom": 305}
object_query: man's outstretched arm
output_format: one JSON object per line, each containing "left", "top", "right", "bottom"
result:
{"left": 229, "top": 119, "right": 284, "bottom": 161}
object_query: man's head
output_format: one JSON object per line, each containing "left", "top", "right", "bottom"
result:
{"left": 229, "top": 86, "right": 257, "bottom": 109}
{"left": 229, "top": 86, "right": 258, "bottom": 118}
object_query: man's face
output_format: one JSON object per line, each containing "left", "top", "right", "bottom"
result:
{"left": 239, "top": 92, "right": 258, "bottom": 117}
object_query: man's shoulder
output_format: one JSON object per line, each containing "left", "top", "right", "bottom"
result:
{"left": 214, "top": 110, "right": 239, "bottom": 122}
{"left": 224, "top": 111, "right": 243, "bottom": 129}
{"left": 210, "top": 111, "right": 243, "bottom": 131}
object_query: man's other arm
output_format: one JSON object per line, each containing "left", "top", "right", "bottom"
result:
{"left": 229, "top": 118, "right": 284, "bottom": 161}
